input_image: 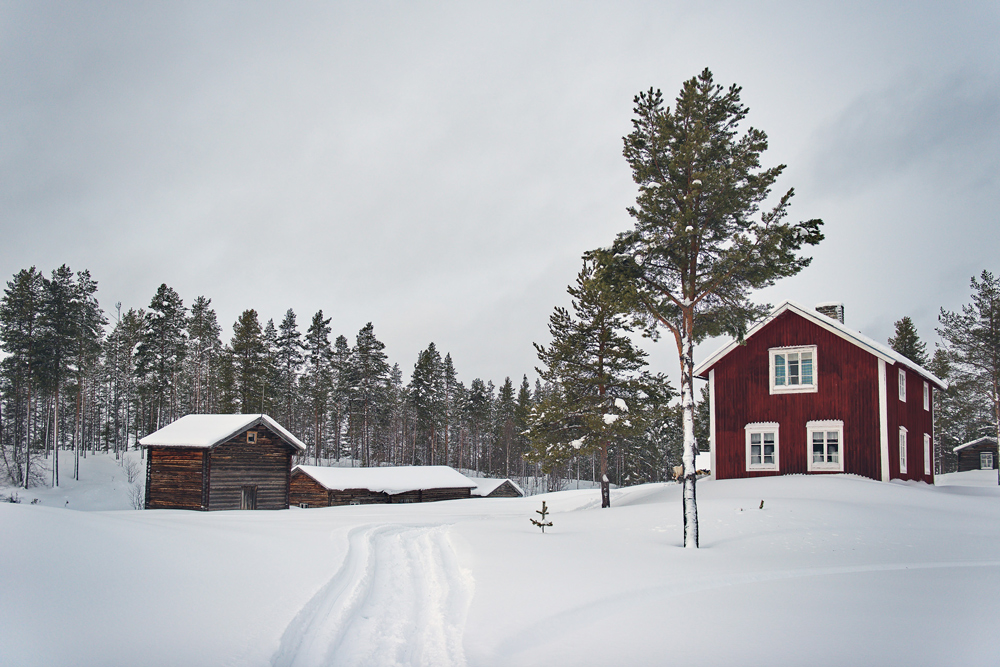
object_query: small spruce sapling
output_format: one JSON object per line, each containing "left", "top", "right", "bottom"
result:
{"left": 531, "top": 500, "right": 553, "bottom": 533}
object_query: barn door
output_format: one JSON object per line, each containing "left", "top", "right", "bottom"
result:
{"left": 241, "top": 485, "right": 258, "bottom": 510}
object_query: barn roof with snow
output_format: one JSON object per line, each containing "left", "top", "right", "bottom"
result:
{"left": 953, "top": 436, "right": 997, "bottom": 453}
{"left": 694, "top": 300, "right": 946, "bottom": 388}
{"left": 467, "top": 477, "right": 525, "bottom": 497}
{"left": 292, "top": 465, "right": 476, "bottom": 495}
{"left": 139, "top": 414, "right": 307, "bottom": 452}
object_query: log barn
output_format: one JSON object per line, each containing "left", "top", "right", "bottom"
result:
{"left": 954, "top": 436, "right": 998, "bottom": 472}
{"left": 468, "top": 477, "right": 524, "bottom": 498}
{"left": 694, "top": 301, "right": 946, "bottom": 483}
{"left": 290, "top": 465, "right": 476, "bottom": 507}
{"left": 141, "top": 414, "right": 306, "bottom": 510}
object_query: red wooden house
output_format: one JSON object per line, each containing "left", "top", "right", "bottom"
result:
{"left": 693, "top": 301, "right": 946, "bottom": 483}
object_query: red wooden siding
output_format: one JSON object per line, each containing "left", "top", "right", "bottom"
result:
{"left": 884, "top": 369, "right": 935, "bottom": 483}
{"left": 710, "top": 310, "right": 882, "bottom": 480}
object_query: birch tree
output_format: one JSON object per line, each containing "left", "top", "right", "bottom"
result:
{"left": 592, "top": 69, "right": 823, "bottom": 547}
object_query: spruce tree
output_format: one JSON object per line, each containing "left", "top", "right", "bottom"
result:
{"left": 36, "top": 265, "right": 78, "bottom": 486}
{"left": 888, "top": 316, "right": 928, "bottom": 366}
{"left": 0, "top": 267, "right": 44, "bottom": 487}
{"left": 937, "top": 270, "right": 1000, "bottom": 484}
{"left": 68, "top": 270, "right": 105, "bottom": 481}
{"left": 409, "top": 343, "right": 443, "bottom": 465}
{"left": 230, "top": 309, "right": 267, "bottom": 414}
{"left": 136, "top": 284, "right": 187, "bottom": 429}
{"left": 303, "top": 311, "right": 333, "bottom": 464}
{"left": 351, "top": 323, "right": 390, "bottom": 466}
{"left": 276, "top": 309, "right": 303, "bottom": 428}
{"left": 528, "top": 260, "right": 666, "bottom": 507}
{"left": 330, "top": 334, "right": 351, "bottom": 461}
{"left": 591, "top": 70, "right": 823, "bottom": 543}
{"left": 494, "top": 377, "right": 516, "bottom": 478}
{"left": 187, "top": 296, "right": 222, "bottom": 414}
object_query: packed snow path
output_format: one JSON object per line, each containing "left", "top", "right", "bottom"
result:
{"left": 273, "top": 523, "right": 474, "bottom": 667}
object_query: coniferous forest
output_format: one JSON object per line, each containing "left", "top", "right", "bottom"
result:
{"left": 0, "top": 264, "right": 688, "bottom": 491}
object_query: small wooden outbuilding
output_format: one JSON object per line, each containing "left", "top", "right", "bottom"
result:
{"left": 468, "top": 477, "right": 524, "bottom": 498}
{"left": 290, "top": 465, "right": 476, "bottom": 507}
{"left": 954, "top": 436, "right": 998, "bottom": 472}
{"left": 140, "top": 414, "right": 306, "bottom": 511}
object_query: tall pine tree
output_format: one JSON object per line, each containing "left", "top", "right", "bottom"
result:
{"left": 591, "top": 70, "right": 822, "bottom": 543}
{"left": 528, "top": 260, "right": 665, "bottom": 507}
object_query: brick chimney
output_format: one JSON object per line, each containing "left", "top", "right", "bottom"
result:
{"left": 815, "top": 302, "right": 844, "bottom": 324}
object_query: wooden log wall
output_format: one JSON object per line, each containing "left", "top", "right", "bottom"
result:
{"left": 146, "top": 448, "right": 206, "bottom": 510}
{"left": 329, "top": 489, "right": 391, "bottom": 506}
{"left": 958, "top": 443, "right": 999, "bottom": 472}
{"left": 391, "top": 487, "right": 471, "bottom": 503}
{"left": 484, "top": 481, "right": 522, "bottom": 497}
{"left": 208, "top": 426, "right": 293, "bottom": 510}
{"left": 289, "top": 472, "right": 331, "bottom": 508}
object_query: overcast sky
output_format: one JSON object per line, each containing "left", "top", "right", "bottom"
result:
{"left": 3, "top": 1, "right": 999, "bottom": 386}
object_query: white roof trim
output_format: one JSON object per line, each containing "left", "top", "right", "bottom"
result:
{"left": 693, "top": 301, "right": 947, "bottom": 389}
{"left": 139, "top": 414, "right": 307, "bottom": 452}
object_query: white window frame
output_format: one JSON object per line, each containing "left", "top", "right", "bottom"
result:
{"left": 745, "top": 423, "right": 780, "bottom": 472}
{"left": 769, "top": 346, "right": 818, "bottom": 395}
{"left": 923, "top": 381, "right": 929, "bottom": 411}
{"left": 898, "top": 427, "right": 908, "bottom": 474}
{"left": 898, "top": 369, "right": 906, "bottom": 402}
{"left": 981, "top": 451, "right": 994, "bottom": 470}
{"left": 806, "top": 420, "right": 844, "bottom": 472}
{"left": 923, "top": 433, "right": 931, "bottom": 476}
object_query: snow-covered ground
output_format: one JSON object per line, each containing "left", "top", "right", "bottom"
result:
{"left": 3, "top": 457, "right": 999, "bottom": 666}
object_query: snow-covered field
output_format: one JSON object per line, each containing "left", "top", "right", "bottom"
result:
{"left": 3, "top": 455, "right": 999, "bottom": 666}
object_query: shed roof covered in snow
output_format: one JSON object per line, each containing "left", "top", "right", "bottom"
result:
{"left": 467, "top": 477, "right": 524, "bottom": 497}
{"left": 953, "top": 436, "right": 998, "bottom": 453}
{"left": 139, "top": 414, "right": 307, "bottom": 452}
{"left": 292, "top": 465, "right": 476, "bottom": 495}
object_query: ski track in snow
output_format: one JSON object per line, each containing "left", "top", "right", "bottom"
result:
{"left": 272, "top": 523, "right": 474, "bottom": 667}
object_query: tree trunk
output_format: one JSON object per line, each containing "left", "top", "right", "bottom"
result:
{"left": 52, "top": 387, "right": 60, "bottom": 488}
{"left": 23, "top": 382, "right": 32, "bottom": 489}
{"left": 680, "top": 328, "right": 699, "bottom": 548}
{"left": 600, "top": 440, "right": 610, "bottom": 508}
{"left": 74, "top": 383, "right": 82, "bottom": 481}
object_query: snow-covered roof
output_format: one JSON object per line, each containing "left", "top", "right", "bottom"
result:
{"left": 953, "top": 436, "right": 998, "bottom": 453}
{"left": 293, "top": 465, "right": 476, "bottom": 495}
{"left": 139, "top": 414, "right": 307, "bottom": 452}
{"left": 467, "top": 477, "right": 525, "bottom": 497}
{"left": 693, "top": 301, "right": 947, "bottom": 389}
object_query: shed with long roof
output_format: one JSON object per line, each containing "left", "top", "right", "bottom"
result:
{"left": 140, "top": 414, "right": 306, "bottom": 510}
{"left": 290, "top": 465, "right": 476, "bottom": 507}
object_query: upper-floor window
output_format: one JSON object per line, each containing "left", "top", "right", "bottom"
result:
{"left": 898, "top": 369, "right": 906, "bottom": 402}
{"left": 923, "top": 433, "right": 931, "bottom": 476}
{"left": 769, "top": 346, "right": 817, "bottom": 394}
{"left": 745, "top": 423, "right": 779, "bottom": 471}
{"left": 807, "top": 420, "right": 844, "bottom": 472}
{"left": 923, "top": 381, "right": 930, "bottom": 411}
{"left": 899, "top": 427, "right": 908, "bottom": 474}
